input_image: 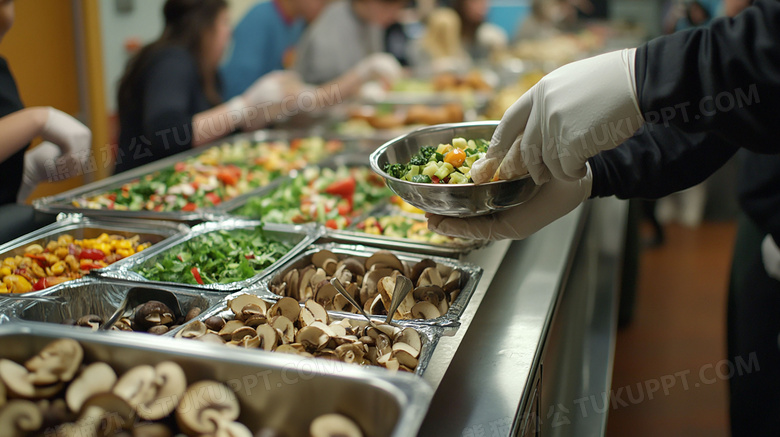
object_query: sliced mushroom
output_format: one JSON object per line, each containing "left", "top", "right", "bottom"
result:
{"left": 310, "top": 413, "right": 364, "bottom": 437}
{"left": 271, "top": 316, "right": 295, "bottom": 344}
{"left": 416, "top": 267, "right": 443, "bottom": 287}
{"left": 314, "top": 283, "right": 338, "bottom": 309}
{"left": 240, "top": 303, "right": 265, "bottom": 322}
{"left": 79, "top": 392, "right": 134, "bottom": 435}
{"left": 359, "top": 268, "right": 393, "bottom": 306}
{"left": 135, "top": 361, "right": 187, "bottom": 421}
{"left": 204, "top": 316, "right": 226, "bottom": 331}
{"left": 312, "top": 250, "right": 338, "bottom": 275}
{"left": 0, "top": 359, "right": 61, "bottom": 399}
{"left": 76, "top": 315, "right": 103, "bottom": 330}
{"left": 230, "top": 327, "right": 260, "bottom": 348}
{"left": 365, "top": 251, "right": 404, "bottom": 273}
{"left": 378, "top": 276, "right": 415, "bottom": 319}
{"left": 184, "top": 307, "right": 202, "bottom": 322}
{"left": 392, "top": 343, "right": 420, "bottom": 369}
{"left": 218, "top": 320, "right": 246, "bottom": 341}
{"left": 394, "top": 327, "right": 422, "bottom": 353}
{"left": 176, "top": 320, "right": 207, "bottom": 339}
{"left": 443, "top": 269, "right": 461, "bottom": 293}
{"left": 367, "top": 294, "right": 385, "bottom": 315}
{"left": 296, "top": 326, "right": 330, "bottom": 352}
{"left": 335, "top": 343, "right": 365, "bottom": 364}
{"left": 228, "top": 294, "right": 267, "bottom": 317}
{"left": 244, "top": 314, "right": 267, "bottom": 328}
{"left": 24, "top": 339, "right": 83, "bottom": 385}
{"left": 298, "top": 266, "right": 317, "bottom": 302}
{"left": 176, "top": 381, "right": 240, "bottom": 436}
{"left": 332, "top": 293, "right": 352, "bottom": 312}
{"left": 410, "top": 259, "right": 437, "bottom": 283}
{"left": 134, "top": 301, "right": 174, "bottom": 331}
{"left": 376, "top": 353, "right": 400, "bottom": 371}
{"left": 65, "top": 362, "right": 117, "bottom": 413}
{"left": 411, "top": 301, "right": 441, "bottom": 320}
{"left": 255, "top": 324, "right": 278, "bottom": 351}
{"left": 268, "top": 297, "right": 301, "bottom": 322}
{"left": 112, "top": 365, "right": 156, "bottom": 408}
{"left": 305, "top": 300, "right": 329, "bottom": 324}
{"left": 327, "top": 322, "right": 347, "bottom": 338}
{"left": 0, "top": 399, "right": 43, "bottom": 437}
{"left": 281, "top": 269, "right": 300, "bottom": 300}
{"left": 148, "top": 325, "right": 169, "bottom": 335}
{"left": 275, "top": 344, "right": 302, "bottom": 355}
{"left": 199, "top": 333, "right": 227, "bottom": 345}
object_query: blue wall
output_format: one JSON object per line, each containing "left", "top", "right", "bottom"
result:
{"left": 487, "top": 0, "right": 532, "bottom": 38}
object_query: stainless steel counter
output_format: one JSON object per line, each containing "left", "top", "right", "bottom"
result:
{"left": 419, "top": 196, "right": 628, "bottom": 437}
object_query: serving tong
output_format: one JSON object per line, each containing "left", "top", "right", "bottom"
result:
{"left": 100, "top": 287, "right": 184, "bottom": 331}
{"left": 330, "top": 276, "right": 413, "bottom": 327}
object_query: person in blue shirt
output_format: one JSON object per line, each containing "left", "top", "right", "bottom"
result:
{"left": 221, "top": 0, "right": 327, "bottom": 100}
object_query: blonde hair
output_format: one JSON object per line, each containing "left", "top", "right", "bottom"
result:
{"left": 421, "top": 8, "right": 466, "bottom": 60}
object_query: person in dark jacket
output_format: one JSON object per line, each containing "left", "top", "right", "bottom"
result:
{"left": 116, "top": 0, "right": 302, "bottom": 174}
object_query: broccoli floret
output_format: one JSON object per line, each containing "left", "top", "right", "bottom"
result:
{"left": 410, "top": 154, "right": 427, "bottom": 166}
{"left": 411, "top": 174, "right": 432, "bottom": 183}
{"left": 384, "top": 163, "right": 409, "bottom": 179}
{"left": 419, "top": 146, "right": 437, "bottom": 162}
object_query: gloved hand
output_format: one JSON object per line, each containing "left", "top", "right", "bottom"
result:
{"left": 354, "top": 53, "right": 403, "bottom": 85}
{"left": 472, "top": 48, "right": 642, "bottom": 185}
{"left": 428, "top": 163, "right": 592, "bottom": 240}
{"left": 40, "top": 107, "right": 91, "bottom": 157}
{"left": 18, "top": 142, "right": 62, "bottom": 202}
{"left": 235, "top": 70, "right": 304, "bottom": 108}
{"left": 761, "top": 235, "right": 780, "bottom": 281}
{"left": 476, "top": 25, "right": 508, "bottom": 52}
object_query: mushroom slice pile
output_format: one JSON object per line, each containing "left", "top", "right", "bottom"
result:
{"left": 175, "top": 381, "right": 251, "bottom": 437}
{"left": 0, "top": 339, "right": 83, "bottom": 400}
{"left": 310, "top": 413, "right": 364, "bottom": 437}
{"left": 269, "top": 250, "right": 463, "bottom": 320}
{"left": 176, "top": 293, "right": 424, "bottom": 372}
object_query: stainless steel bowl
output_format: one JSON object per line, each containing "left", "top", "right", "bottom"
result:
{"left": 369, "top": 121, "right": 539, "bottom": 217}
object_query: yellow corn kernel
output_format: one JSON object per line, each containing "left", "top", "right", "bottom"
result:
{"left": 30, "top": 263, "right": 45, "bottom": 279}
{"left": 50, "top": 261, "right": 66, "bottom": 275}
{"left": 136, "top": 243, "right": 149, "bottom": 252}
{"left": 97, "top": 243, "right": 112, "bottom": 256}
{"left": 0, "top": 284, "right": 8, "bottom": 293}
{"left": 0, "top": 267, "right": 11, "bottom": 277}
{"left": 115, "top": 240, "right": 132, "bottom": 250}
{"left": 57, "top": 235, "right": 74, "bottom": 245}
{"left": 53, "top": 247, "right": 69, "bottom": 259}
{"left": 24, "top": 244, "right": 44, "bottom": 255}
{"left": 3, "top": 275, "right": 32, "bottom": 293}
{"left": 45, "top": 241, "right": 59, "bottom": 252}
{"left": 44, "top": 253, "right": 60, "bottom": 266}
{"left": 116, "top": 248, "right": 133, "bottom": 258}
{"left": 97, "top": 233, "right": 110, "bottom": 243}
{"left": 64, "top": 255, "right": 79, "bottom": 271}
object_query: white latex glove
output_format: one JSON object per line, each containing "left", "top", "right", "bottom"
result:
{"left": 428, "top": 163, "right": 592, "bottom": 240}
{"left": 40, "top": 107, "right": 91, "bottom": 157}
{"left": 761, "top": 235, "right": 780, "bottom": 281}
{"left": 472, "top": 49, "right": 642, "bottom": 185}
{"left": 354, "top": 53, "right": 403, "bottom": 84}
{"left": 234, "top": 70, "right": 304, "bottom": 108}
{"left": 476, "top": 24, "right": 508, "bottom": 52}
{"left": 18, "top": 142, "right": 61, "bottom": 202}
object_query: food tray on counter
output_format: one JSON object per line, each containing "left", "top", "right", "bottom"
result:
{"left": 328, "top": 203, "right": 487, "bottom": 258}
{"left": 0, "top": 276, "right": 222, "bottom": 335}
{"left": 214, "top": 154, "right": 393, "bottom": 230}
{"left": 177, "top": 292, "right": 443, "bottom": 377}
{"left": 259, "top": 243, "right": 483, "bottom": 331}
{"left": 0, "top": 214, "right": 189, "bottom": 298}
{"left": 95, "top": 220, "right": 322, "bottom": 292}
{"left": 32, "top": 132, "right": 347, "bottom": 223}
{"left": 0, "top": 322, "right": 433, "bottom": 437}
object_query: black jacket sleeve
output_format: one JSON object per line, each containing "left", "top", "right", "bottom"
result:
{"left": 588, "top": 123, "right": 739, "bottom": 199}
{"left": 634, "top": 0, "right": 780, "bottom": 152}
{"left": 738, "top": 152, "right": 780, "bottom": 243}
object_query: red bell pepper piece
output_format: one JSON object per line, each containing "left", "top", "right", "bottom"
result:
{"left": 191, "top": 267, "right": 204, "bottom": 285}
{"left": 181, "top": 203, "right": 197, "bottom": 212}
{"left": 205, "top": 192, "right": 222, "bottom": 205}
{"left": 325, "top": 219, "right": 339, "bottom": 230}
{"left": 79, "top": 248, "right": 106, "bottom": 261}
{"left": 325, "top": 177, "right": 356, "bottom": 198}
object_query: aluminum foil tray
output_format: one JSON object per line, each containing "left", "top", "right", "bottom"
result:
{"left": 0, "top": 322, "right": 433, "bottom": 437}
{"left": 178, "top": 293, "right": 443, "bottom": 377}
{"left": 259, "top": 243, "right": 483, "bottom": 331}
{"left": 0, "top": 214, "right": 189, "bottom": 299}
{"left": 328, "top": 204, "right": 487, "bottom": 258}
{"left": 32, "top": 131, "right": 354, "bottom": 223}
{"left": 96, "top": 220, "right": 321, "bottom": 292}
{"left": 0, "top": 277, "right": 221, "bottom": 333}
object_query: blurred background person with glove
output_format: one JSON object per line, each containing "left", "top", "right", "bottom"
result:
{"left": 452, "top": 0, "right": 507, "bottom": 63}
{"left": 220, "top": 0, "right": 329, "bottom": 100}
{"left": 0, "top": 0, "right": 91, "bottom": 205}
{"left": 428, "top": 0, "right": 780, "bottom": 433}
{"left": 116, "top": 0, "right": 305, "bottom": 174}
{"left": 293, "top": 0, "right": 405, "bottom": 91}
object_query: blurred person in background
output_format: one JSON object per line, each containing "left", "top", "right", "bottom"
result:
{"left": 116, "top": 0, "right": 302, "bottom": 174}
{"left": 220, "top": 0, "right": 329, "bottom": 100}
{"left": 453, "top": 0, "right": 507, "bottom": 61}
{"left": 294, "top": 0, "right": 405, "bottom": 91}
{"left": 0, "top": 0, "right": 91, "bottom": 204}
{"left": 410, "top": 8, "right": 471, "bottom": 74}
